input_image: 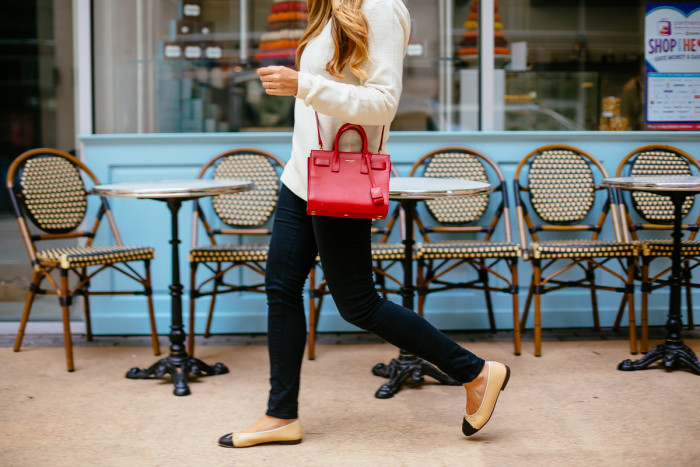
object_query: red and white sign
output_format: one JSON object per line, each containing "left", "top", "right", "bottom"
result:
{"left": 645, "top": 3, "right": 700, "bottom": 131}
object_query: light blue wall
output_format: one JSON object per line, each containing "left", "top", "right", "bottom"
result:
{"left": 80, "top": 131, "right": 700, "bottom": 336}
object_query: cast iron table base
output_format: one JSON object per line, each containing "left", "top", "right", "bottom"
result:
{"left": 124, "top": 198, "right": 230, "bottom": 395}
{"left": 126, "top": 351, "right": 228, "bottom": 396}
{"left": 615, "top": 189, "right": 700, "bottom": 375}
{"left": 372, "top": 349, "right": 461, "bottom": 399}
{"left": 93, "top": 180, "right": 252, "bottom": 395}
{"left": 618, "top": 340, "right": 700, "bottom": 374}
{"left": 118, "top": 196, "right": 232, "bottom": 395}
{"left": 372, "top": 193, "right": 483, "bottom": 398}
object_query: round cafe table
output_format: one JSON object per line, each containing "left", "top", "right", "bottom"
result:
{"left": 371, "top": 177, "right": 493, "bottom": 398}
{"left": 93, "top": 179, "right": 254, "bottom": 395}
{"left": 602, "top": 176, "right": 700, "bottom": 375}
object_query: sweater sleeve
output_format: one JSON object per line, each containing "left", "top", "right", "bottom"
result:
{"left": 295, "top": 0, "right": 410, "bottom": 126}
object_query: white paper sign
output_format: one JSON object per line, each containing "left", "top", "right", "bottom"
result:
{"left": 645, "top": 3, "right": 700, "bottom": 130}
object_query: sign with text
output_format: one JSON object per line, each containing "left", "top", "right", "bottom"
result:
{"left": 645, "top": 2, "right": 700, "bottom": 130}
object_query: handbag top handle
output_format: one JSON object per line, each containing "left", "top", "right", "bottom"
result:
{"left": 315, "top": 111, "right": 385, "bottom": 154}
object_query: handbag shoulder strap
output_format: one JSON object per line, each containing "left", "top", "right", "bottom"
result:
{"left": 315, "top": 111, "right": 385, "bottom": 153}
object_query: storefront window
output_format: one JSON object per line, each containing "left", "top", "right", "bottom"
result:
{"left": 92, "top": 0, "right": 656, "bottom": 134}
{"left": 1, "top": 0, "right": 75, "bottom": 179}
{"left": 463, "top": 0, "right": 647, "bottom": 131}
{"left": 93, "top": 0, "right": 244, "bottom": 133}
{"left": 93, "top": 0, "right": 445, "bottom": 133}
{"left": 393, "top": 0, "right": 444, "bottom": 131}
{"left": 0, "top": 0, "right": 76, "bottom": 319}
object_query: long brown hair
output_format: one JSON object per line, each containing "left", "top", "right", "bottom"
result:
{"left": 296, "top": 0, "right": 370, "bottom": 79}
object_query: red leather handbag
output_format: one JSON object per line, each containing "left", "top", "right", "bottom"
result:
{"left": 307, "top": 114, "right": 391, "bottom": 219}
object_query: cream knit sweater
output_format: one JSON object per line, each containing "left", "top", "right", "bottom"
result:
{"left": 281, "top": 0, "right": 410, "bottom": 201}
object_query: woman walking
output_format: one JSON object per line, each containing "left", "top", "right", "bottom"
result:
{"left": 218, "top": 0, "right": 510, "bottom": 448}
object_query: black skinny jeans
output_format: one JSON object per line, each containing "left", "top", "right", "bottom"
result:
{"left": 265, "top": 184, "right": 485, "bottom": 419}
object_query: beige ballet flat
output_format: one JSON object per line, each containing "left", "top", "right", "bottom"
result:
{"left": 462, "top": 361, "right": 510, "bottom": 436}
{"left": 218, "top": 420, "right": 302, "bottom": 448}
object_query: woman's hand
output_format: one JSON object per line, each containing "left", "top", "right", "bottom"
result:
{"left": 257, "top": 66, "right": 298, "bottom": 96}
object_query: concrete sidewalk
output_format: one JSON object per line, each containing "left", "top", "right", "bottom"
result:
{"left": 1, "top": 333, "right": 698, "bottom": 466}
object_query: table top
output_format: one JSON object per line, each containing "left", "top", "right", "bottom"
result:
{"left": 389, "top": 177, "right": 492, "bottom": 200}
{"left": 602, "top": 176, "right": 700, "bottom": 193}
{"left": 92, "top": 179, "right": 254, "bottom": 199}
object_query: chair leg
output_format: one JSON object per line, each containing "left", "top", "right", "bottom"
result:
{"left": 686, "top": 284, "right": 694, "bottom": 330}
{"left": 82, "top": 291, "right": 93, "bottom": 341}
{"left": 81, "top": 268, "right": 93, "bottom": 342}
{"left": 416, "top": 293, "right": 426, "bottom": 319}
{"left": 416, "top": 259, "right": 426, "bottom": 318}
{"left": 626, "top": 263, "right": 637, "bottom": 355}
{"left": 533, "top": 263, "right": 542, "bottom": 357}
{"left": 510, "top": 262, "right": 521, "bottom": 356}
{"left": 482, "top": 267, "right": 497, "bottom": 333}
{"left": 204, "top": 272, "right": 220, "bottom": 339}
{"left": 14, "top": 270, "right": 41, "bottom": 352}
{"left": 188, "top": 263, "right": 197, "bottom": 357}
{"left": 59, "top": 269, "right": 75, "bottom": 372}
{"left": 484, "top": 290, "right": 497, "bottom": 332}
{"left": 145, "top": 261, "right": 160, "bottom": 356}
{"left": 641, "top": 259, "right": 650, "bottom": 353}
{"left": 307, "top": 266, "right": 318, "bottom": 360}
{"left": 683, "top": 265, "right": 694, "bottom": 330}
{"left": 375, "top": 260, "right": 387, "bottom": 298}
{"left": 588, "top": 266, "right": 601, "bottom": 332}
{"left": 614, "top": 257, "right": 637, "bottom": 333}
{"left": 520, "top": 279, "right": 534, "bottom": 331}
{"left": 612, "top": 294, "right": 627, "bottom": 332}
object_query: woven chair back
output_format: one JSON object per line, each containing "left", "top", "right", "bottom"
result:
{"left": 527, "top": 148, "right": 596, "bottom": 225}
{"left": 419, "top": 150, "right": 490, "bottom": 224}
{"left": 628, "top": 149, "right": 694, "bottom": 224}
{"left": 16, "top": 153, "right": 88, "bottom": 234}
{"left": 209, "top": 150, "right": 282, "bottom": 227}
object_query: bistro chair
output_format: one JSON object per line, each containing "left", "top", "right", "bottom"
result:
{"left": 612, "top": 144, "right": 700, "bottom": 352}
{"left": 307, "top": 166, "right": 405, "bottom": 360}
{"left": 410, "top": 147, "right": 522, "bottom": 355}
{"left": 188, "top": 147, "right": 285, "bottom": 355}
{"left": 514, "top": 144, "right": 637, "bottom": 356}
{"left": 6, "top": 148, "right": 160, "bottom": 371}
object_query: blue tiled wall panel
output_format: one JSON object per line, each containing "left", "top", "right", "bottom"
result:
{"left": 80, "top": 131, "right": 700, "bottom": 335}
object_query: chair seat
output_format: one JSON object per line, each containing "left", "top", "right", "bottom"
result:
{"left": 36, "top": 245, "right": 154, "bottom": 269}
{"left": 639, "top": 239, "right": 700, "bottom": 257}
{"left": 189, "top": 244, "right": 269, "bottom": 263}
{"left": 371, "top": 243, "right": 405, "bottom": 261}
{"left": 530, "top": 240, "right": 636, "bottom": 259}
{"left": 416, "top": 240, "right": 520, "bottom": 259}
{"left": 315, "top": 244, "right": 404, "bottom": 263}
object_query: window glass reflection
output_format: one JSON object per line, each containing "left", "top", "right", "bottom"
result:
{"left": 91, "top": 0, "right": 649, "bottom": 133}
